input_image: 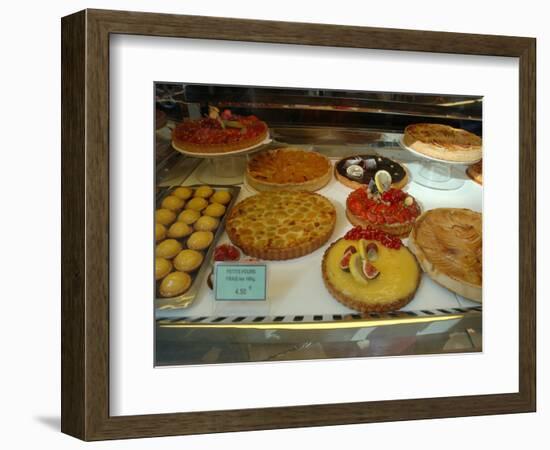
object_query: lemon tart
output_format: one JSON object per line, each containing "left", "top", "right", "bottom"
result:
{"left": 322, "top": 227, "right": 421, "bottom": 312}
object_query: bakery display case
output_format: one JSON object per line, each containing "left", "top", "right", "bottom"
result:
{"left": 154, "top": 83, "right": 483, "bottom": 366}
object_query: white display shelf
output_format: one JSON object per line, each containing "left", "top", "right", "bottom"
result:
{"left": 156, "top": 148, "right": 482, "bottom": 320}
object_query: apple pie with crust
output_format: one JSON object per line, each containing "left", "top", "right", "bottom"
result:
{"left": 408, "top": 208, "right": 482, "bottom": 302}
{"left": 404, "top": 123, "right": 482, "bottom": 163}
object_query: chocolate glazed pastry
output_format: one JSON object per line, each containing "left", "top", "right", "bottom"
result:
{"left": 335, "top": 155, "right": 409, "bottom": 190}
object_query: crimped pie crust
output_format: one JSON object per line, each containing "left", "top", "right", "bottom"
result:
{"left": 321, "top": 238, "right": 421, "bottom": 313}
{"left": 408, "top": 208, "right": 482, "bottom": 302}
{"left": 345, "top": 209, "right": 416, "bottom": 238}
{"left": 246, "top": 148, "right": 332, "bottom": 192}
{"left": 404, "top": 123, "right": 482, "bottom": 163}
{"left": 226, "top": 191, "right": 336, "bottom": 260}
{"left": 466, "top": 160, "right": 483, "bottom": 185}
{"left": 173, "top": 130, "right": 268, "bottom": 154}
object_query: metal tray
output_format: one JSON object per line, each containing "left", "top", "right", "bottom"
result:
{"left": 155, "top": 184, "right": 241, "bottom": 310}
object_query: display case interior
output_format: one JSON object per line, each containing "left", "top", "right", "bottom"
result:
{"left": 154, "top": 82, "right": 483, "bottom": 366}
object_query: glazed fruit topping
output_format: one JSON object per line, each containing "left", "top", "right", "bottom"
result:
{"left": 364, "top": 261, "right": 380, "bottom": 280}
{"left": 366, "top": 242, "right": 379, "bottom": 261}
{"left": 349, "top": 253, "right": 369, "bottom": 285}
{"left": 339, "top": 246, "right": 357, "bottom": 271}
{"left": 214, "top": 244, "right": 241, "bottom": 261}
{"left": 344, "top": 226, "right": 403, "bottom": 249}
{"left": 347, "top": 187, "right": 420, "bottom": 225}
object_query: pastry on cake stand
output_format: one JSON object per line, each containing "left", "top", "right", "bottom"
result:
{"left": 171, "top": 107, "right": 272, "bottom": 185}
{"left": 173, "top": 136, "right": 272, "bottom": 186}
{"left": 398, "top": 136, "right": 476, "bottom": 190}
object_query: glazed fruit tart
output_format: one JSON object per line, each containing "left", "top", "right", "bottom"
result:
{"left": 346, "top": 186, "right": 421, "bottom": 237}
{"left": 172, "top": 109, "right": 268, "bottom": 154}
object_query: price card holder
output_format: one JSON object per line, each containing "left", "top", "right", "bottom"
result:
{"left": 213, "top": 262, "right": 270, "bottom": 316}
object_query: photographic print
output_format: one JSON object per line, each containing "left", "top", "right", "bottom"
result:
{"left": 154, "top": 83, "right": 483, "bottom": 366}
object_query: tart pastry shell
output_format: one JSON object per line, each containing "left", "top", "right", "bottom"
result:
{"left": 321, "top": 239, "right": 421, "bottom": 313}
{"left": 345, "top": 209, "right": 414, "bottom": 238}
{"left": 245, "top": 148, "right": 332, "bottom": 192}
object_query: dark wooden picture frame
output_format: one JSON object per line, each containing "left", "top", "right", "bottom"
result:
{"left": 61, "top": 9, "right": 536, "bottom": 441}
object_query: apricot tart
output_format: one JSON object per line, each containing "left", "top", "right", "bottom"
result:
{"left": 246, "top": 148, "right": 332, "bottom": 192}
{"left": 172, "top": 109, "right": 268, "bottom": 154}
{"left": 403, "top": 123, "right": 482, "bottom": 163}
{"left": 335, "top": 155, "right": 408, "bottom": 190}
{"left": 322, "top": 226, "right": 421, "bottom": 312}
{"left": 346, "top": 186, "right": 421, "bottom": 237}
{"left": 226, "top": 191, "right": 336, "bottom": 260}
{"left": 408, "top": 208, "right": 482, "bottom": 302}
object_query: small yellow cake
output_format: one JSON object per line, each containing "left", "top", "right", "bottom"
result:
{"left": 172, "top": 187, "right": 193, "bottom": 200}
{"left": 155, "top": 239, "right": 182, "bottom": 259}
{"left": 187, "top": 231, "right": 214, "bottom": 250}
{"left": 167, "top": 221, "right": 193, "bottom": 239}
{"left": 185, "top": 197, "right": 208, "bottom": 212}
{"left": 173, "top": 249, "right": 204, "bottom": 272}
{"left": 155, "top": 208, "right": 176, "bottom": 226}
{"left": 177, "top": 209, "right": 201, "bottom": 225}
{"left": 194, "top": 215, "right": 219, "bottom": 232}
{"left": 155, "top": 257, "right": 172, "bottom": 280}
{"left": 194, "top": 185, "right": 214, "bottom": 199}
{"left": 155, "top": 223, "right": 166, "bottom": 242}
{"left": 161, "top": 195, "right": 185, "bottom": 211}
{"left": 211, "top": 190, "right": 232, "bottom": 205}
{"left": 159, "top": 271, "right": 192, "bottom": 297}
{"left": 203, "top": 203, "right": 226, "bottom": 218}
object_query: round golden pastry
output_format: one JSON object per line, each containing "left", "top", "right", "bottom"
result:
{"left": 194, "top": 215, "right": 219, "bottom": 232}
{"left": 403, "top": 123, "right": 482, "bottom": 163}
{"left": 187, "top": 231, "right": 214, "bottom": 250}
{"left": 172, "top": 187, "right": 193, "bottom": 200}
{"left": 155, "top": 223, "right": 166, "bottom": 242}
{"left": 211, "top": 190, "right": 232, "bottom": 205}
{"left": 155, "top": 208, "right": 176, "bottom": 226}
{"left": 408, "top": 208, "right": 482, "bottom": 302}
{"left": 203, "top": 203, "right": 226, "bottom": 218}
{"left": 161, "top": 195, "right": 185, "bottom": 211}
{"left": 159, "top": 271, "right": 192, "bottom": 297}
{"left": 246, "top": 148, "right": 332, "bottom": 192}
{"left": 155, "top": 257, "right": 172, "bottom": 280}
{"left": 167, "top": 221, "right": 193, "bottom": 239}
{"left": 173, "top": 249, "right": 204, "bottom": 272}
{"left": 177, "top": 209, "right": 201, "bottom": 225}
{"left": 194, "top": 185, "right": 214, "bottom": 199}
{"left": 185, "top": 197, "right": 208, "bottom": 212}
{"left": 226, "top": 190, "right": 336, "bottom": 260}
{"left": 155, "top": 239, "right": 182, "bottom": 259}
